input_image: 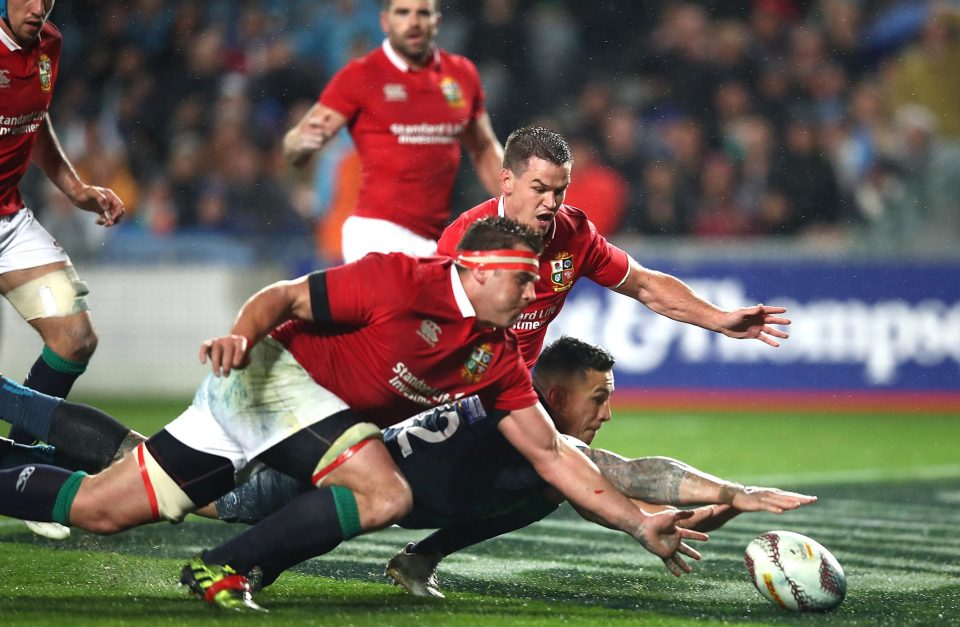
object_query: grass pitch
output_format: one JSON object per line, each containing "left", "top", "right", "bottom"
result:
{"left": 2, "top": 399, "right": 959, "bottom": 625}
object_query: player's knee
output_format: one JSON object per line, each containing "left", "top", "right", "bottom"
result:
{"left": 63, "top": 320, "right": 98, "bottom": 361}
{"left": 356, "top": 475, "right": 413, "bottom": 530}
{"left": 69, "top": 497, "right": 132, "bottom": 535}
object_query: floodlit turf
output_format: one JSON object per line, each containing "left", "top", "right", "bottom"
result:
{"left": 2, "top": 400, "right": 959, "bottom": 625}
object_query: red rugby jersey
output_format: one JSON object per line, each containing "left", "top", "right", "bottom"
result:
{"left": 0, "top": 22, "right": 61, "bottom": 216}
{"left": 439, "top": 198, "right": 631, "bottom": 367}
{"left": 270, "top": 253, "right": 537, "bottom": 427}
{"left": 320, "top": 41, "right": 485, "bottom": 240}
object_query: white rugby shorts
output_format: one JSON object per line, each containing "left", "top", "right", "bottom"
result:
{"left": 0, "top": 208, "right": 70, "bottom": 274}
{"left": 341, "top": 215, "right": 438, "bottom": 263}
{"left": 164, "top": 337, "right": 350, "bottom": 473}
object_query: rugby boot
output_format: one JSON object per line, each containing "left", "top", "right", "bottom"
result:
{"left": 385, "top": 542, "right": 445, "bottom": 598}
{"left": 179, "top": 556, "right": 266, "bottom": 612}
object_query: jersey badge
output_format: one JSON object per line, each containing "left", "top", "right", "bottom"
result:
{"left": 440, "top": 77, "right": 465, "bottom": 108}
{"left": 37, "top": 53, "right": 52, "bottom": 93}
{"left": 384, "top": 83, "right": 407, "bottom": 102}
{"left": 0, "top": 70, "right": 10, "bottom": 89}
{"left": 417, "top": 319, "right": 442, "bottom": 347}
{"left": 461, "top": 343, "right": 493, "bottom": 383}
{"left": 549, "top": 252, "right": 575, "bottom": 292}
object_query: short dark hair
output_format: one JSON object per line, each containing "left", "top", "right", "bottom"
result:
{"left": 381, "top": 0, "right": 440, "bottom": 11}
{"left": 502, "top": 126, "right": 573, "bottom": 176}
{"left": 456, "top": 216, "right": 544, "bottom": 256}
{"left": 534, "top": 336, "right": 615, "bottom": 383}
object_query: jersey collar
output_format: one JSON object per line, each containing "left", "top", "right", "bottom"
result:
{"left": 449, "top": 264, "right": 476, "bottom": 319}
{"left": 382, "top": 38, "right": 441, "bottom": 72}
{"left": 0, "top": 27, "right": 22, "bottom": 51}
{"left": 497, "top": 196, "right": 557, "bottom": 242}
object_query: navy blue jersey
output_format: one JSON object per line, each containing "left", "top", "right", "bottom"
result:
{"left": 217, "top": 395, "right": 583, "bottom": 528}
{"left": 383, "top": 396, "right": 564, "bottom": 528}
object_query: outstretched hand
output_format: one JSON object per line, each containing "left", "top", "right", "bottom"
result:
{"left": 71, "top": 184, "right": 126, "bottom": 227}
{"left": 634, "top": 509, "right": 709, "bottom": 577}
{"left": 719, "top": 304, "right": 790, "bottom": 347}
{"left": 199, "top": 334, "right": 250, "bottom": 377}
{"left": 732, "top": 486, "right": 817, "bottom": 514}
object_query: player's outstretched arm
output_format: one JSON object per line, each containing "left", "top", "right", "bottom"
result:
{"left": 612, "top": 259, "right": 790, "bottom": 347}
{"left": 283, "top": 103, "right": 348, "bottom": 167}
{"left": 498, "top": 405, "right": 707, "bottom": 576}
{"left": 584, "top": 448, "right": 816, "bottom": 514}
{"left": 31, "top": 115, "right": 125, "bottom": 227}
{"left": 199, "top": 275, "right": 315, "bottom": 376}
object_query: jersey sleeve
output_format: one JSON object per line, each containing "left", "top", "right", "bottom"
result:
{"left": 581, "top": 218, "right": 631, "bottom": 288}
{"left": 489, "top": 345, "right": 539, "bottom": 413}
{"left": 319, "top": 61, "right": 364, "bottom": 121}
{"left": 321, "top": 253, "right": 413, "bottom": 324}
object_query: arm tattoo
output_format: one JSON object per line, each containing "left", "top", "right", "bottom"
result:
{"left": 585, "top": 448, "right": 685, "bottom": 503}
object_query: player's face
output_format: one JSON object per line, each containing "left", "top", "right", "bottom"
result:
{"left": 381, "top": 0, "right": 439, "bottom": 67}
{"left": 3, "top": 0, "right": 55, "bottom": 46}
{"left": 552, "top": 369, "right": 614, "bottom": 444}
{"left": 476, "top": 264, "right": 538, "bottom": 328}
{"left": 501, "top": 157, "right": 572, "bottom": 236}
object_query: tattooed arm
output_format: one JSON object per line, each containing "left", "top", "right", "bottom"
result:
{"left": 583, "top": 448, "right": 816, "bottom": 513}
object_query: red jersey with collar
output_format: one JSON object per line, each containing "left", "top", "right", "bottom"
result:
{"left": 0, "top": 22, "right": 61, "bottom": 216}
{"left": 438, "top": 199, "right": 631, "bottom": 367}
{"left": 270, "top": 253, "right": 537, "bottom": 427}
{"left": 319, "top": 43, "right": 485, "bottom": 240}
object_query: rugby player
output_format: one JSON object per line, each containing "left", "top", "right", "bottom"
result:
{"left": 283, "top": 0, "right": 503, "bottom": 262}
{"left": 0, "top": 0, "right": 126, "bottom": 539}
{"left": 437, "top": 126, "right": 791, "bottom": 368}
{"left": 210, "top": 336, "right": 815, "bottom": 595}
{"left": 0, "top": 217, "right": 707, "bottom": 612}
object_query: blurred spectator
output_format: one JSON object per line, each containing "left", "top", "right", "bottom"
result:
{"left": 691, "top": 153, "right": 754, "bottom": 237}
{"left": 887, "top": 2, "right": 960, "bottom": 138}
{"left": 766, "top": 116, "right": 844, "bottom": 234}
{"left": 628, "top": 161, "right": 693, "bottom": 236}
{"left": 562, "top": 137, "right": 628, "bottom": 236}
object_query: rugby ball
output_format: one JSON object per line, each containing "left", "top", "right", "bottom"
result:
{"left": 744, "top": 530, "right": 846, "bottom": 612}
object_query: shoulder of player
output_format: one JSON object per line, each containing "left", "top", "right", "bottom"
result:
{"left": 553, "top": 204, "right": 598, "bottom": 236}
{"left": 334, "top": 46, "right": 385, "bottom": 77}
{"left": 436, "top": 48, "right": 480, "bottom": 74}
{"left": 42, "top": 21, "right": 64, "bottom": 45}
{"left": 36, "top": 21, "right": 63, "bottom": 53}
{"left": 438, "top": 199, "right": 499, "bottom": 252}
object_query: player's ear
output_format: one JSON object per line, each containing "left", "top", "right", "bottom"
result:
{"left": 545, "top": 385, "right": 565, "bottom": 410}
{"left": 500, "top": 168, "right": 513, "bottom": 195}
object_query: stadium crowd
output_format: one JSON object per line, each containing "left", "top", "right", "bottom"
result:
{"left": 22, "top": 0, "right": 960, "bottom": 264}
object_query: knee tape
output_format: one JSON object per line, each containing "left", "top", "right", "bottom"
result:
{"left": 135, "top": 443, "right": 196, "bottom": 523}
{"left": 311, "top": 422, "right": 381, "bottom": 486}
{"left": 5, "top": 265, "right": 90, "bottom": 321}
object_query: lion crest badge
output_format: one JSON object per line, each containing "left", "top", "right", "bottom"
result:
{"left": 461, "top": 343, "right": 493, "bottom": 383}
{"left": 549, "top": 252, "right": 575, "bottom": 292}
{"left": 38, "top": 53, "right": 52, "bottom": 93}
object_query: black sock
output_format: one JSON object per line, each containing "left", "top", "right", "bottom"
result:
{"left": 23, "top": 349, "right": 87, "bottom": 399}
{"left": 204, "top": 487, "right": 345, "bottom": 588}
{"left": 0, "top": 463, "right": 82, "bottom": 522}
{"left": 45, "top": 401, "right": 131, "bottom": 473}
{"left": 411, "top": 497, "right": 559, "bottom": 557}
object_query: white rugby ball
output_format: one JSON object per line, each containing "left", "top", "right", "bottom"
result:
{"left": 744, "top": 530, "right": 846, "bottom": 612}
